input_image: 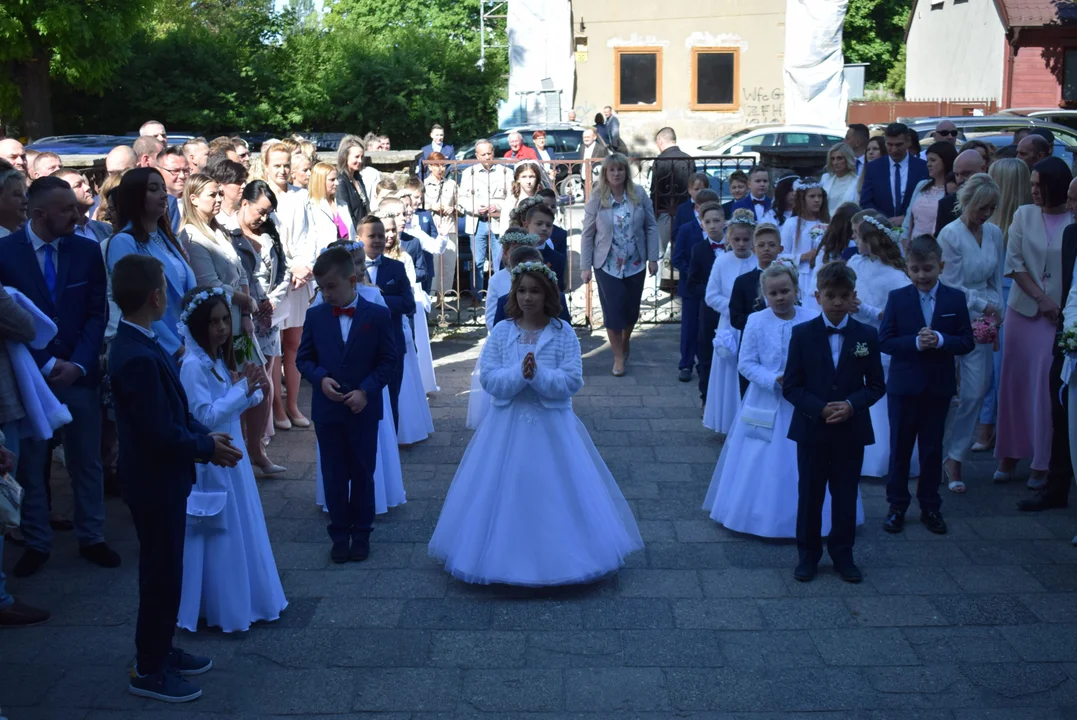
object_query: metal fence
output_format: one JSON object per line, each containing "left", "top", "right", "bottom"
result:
{"left": 420, "top": 154, "right": 758, "bottom": 331}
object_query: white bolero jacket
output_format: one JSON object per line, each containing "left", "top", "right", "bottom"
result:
{"left": 480, "top": 318, "right": 583, "bottom": 410}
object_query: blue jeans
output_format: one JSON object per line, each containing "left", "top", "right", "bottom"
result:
{"left": 979, "top": 278, "right": 1012, "bottom": 425}
{"left": 470, "top": 221, "right": 500, "bottom": 296}
{"left": 18, "top": 385, "right": 105, "bottom": 554}
{"left": 0, "top": 420, "right": 23, "bottom": 610}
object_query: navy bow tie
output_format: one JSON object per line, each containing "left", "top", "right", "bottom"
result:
{"left": 826, "top": 326, "right": 845, "bottom": 336}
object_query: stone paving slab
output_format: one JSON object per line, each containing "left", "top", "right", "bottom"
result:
{"left": 2, "top": 324, "right": 1076, "bottom": 718}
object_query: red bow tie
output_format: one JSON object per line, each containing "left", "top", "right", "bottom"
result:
{"left": 332, "top": 306, "right": 355, "bottom": 318}
{"left": 710, "top": 242, "right": 724, "bottom": 251}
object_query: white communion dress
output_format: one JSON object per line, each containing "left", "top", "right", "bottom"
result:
{"left": 702, "top": 306, "right": 865, "bottom": 538}
{"left": 429, "top": 318, "right": 643, "bottom": 586}
{"left": 465, "top": 267, "right": 512, "bottom": 430}
{"left": 395, "top": 253, "right": 435, "bottom": 445}
{"left": 703, "top": 251, "right": 757, "bottom": 434}
{"left": 177, "top": 342, "right": 287, "bottom": 633}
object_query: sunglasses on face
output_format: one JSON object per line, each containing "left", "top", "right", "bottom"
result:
{"left": 936, "top": 130, "right": 959, "bottom": 137}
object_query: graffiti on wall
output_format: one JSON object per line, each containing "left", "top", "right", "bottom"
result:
{"left": 742, "top": 86, "right": 784, "bottom": 124}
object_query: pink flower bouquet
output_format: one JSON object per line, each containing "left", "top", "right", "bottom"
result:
{"left": 972, "top": 316, "right": 998, "bottom": 345}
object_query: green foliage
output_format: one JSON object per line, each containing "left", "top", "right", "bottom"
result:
{"left": 324, "top": 0, "right": 481, "bottom": 43}
{"left": 45, "top": 0, "right": 506, "bottom": 145}
{"left": 843, "top": 0, "right": 911, "bottom": 88}
{"left": 885, "top": 45, "right": 907, "bottom": 96}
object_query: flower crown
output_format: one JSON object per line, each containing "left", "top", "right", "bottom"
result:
{"left": 500, "top": 231, "right": 543, "bottom": 247}
{"left": 511, "top": 260, "right": 558, "bottom": 285}
{"left": 727, "top": 209, "right": 757, "bottom": 227}
{"left": 793, "top": 178, "right": 822, "bottom": 191}
{"left": 180, "top": 287, "right": 230, "bottom": 326}
{"left": 318, "top": 241, "right": 365, "bottom": 256}
{"left": 770, "top": 257, "right": 799, "bottom": 272}
{"left": 515, "top": 196, "right": 546, "bottom": 216}
{"left": 860, "top": 215, "right": 903, "bottom": 243}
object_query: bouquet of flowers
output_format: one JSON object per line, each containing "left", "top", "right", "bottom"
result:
{"left": 233, "top": 334, "right": 258, "bottom": 366}
{"left": 809, "top": 223, "right": 828, "bottom": 247}
{"left": 1058, "top": 324, "right": 1077, "bottom": 354}
{"left": 972, "top": 316, "right": 998, "bottom": 345}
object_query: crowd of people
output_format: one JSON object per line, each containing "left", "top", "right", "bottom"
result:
{"left": 1, "top": 112, "right": 1076, "bottom": 707}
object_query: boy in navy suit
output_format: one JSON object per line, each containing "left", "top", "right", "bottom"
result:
{"left": 521, "top": 199, "right": 567, "bottom": 291}
{"left": 686, "top": 201, "right": 726, "bottom": 404}
{"left": 537, "top": 189, "right": 569, "bottom": 257}
{"left": 109, "top": 255, "right": 241, "bottom": 703}
{"left": 672, "top": 188, "right": 721, "bottom": 382}
{"left": 878, "top": 235, "right": 974, "bottom": 535}
{"left": 783, "top": 262, "right": 886, "bottom": 583}
{"left": 356, "top": 214, "right": 415, "bottom": 430}
{"left": 729, "top": 224, "right": 783, "bottom": 395}
{"left": 730, "top": 166, "right": 771, "bottom": 222}
{"left": 671, "top": 172, "right": 711, "bottom": 244}
{"left": 297, "top": 247, "right": 397, "bottom": 563}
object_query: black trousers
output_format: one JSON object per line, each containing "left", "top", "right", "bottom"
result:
{"left": 697, "top": 306, "right": 719, "bottom": 402}
{"left": 795, "top": 440, "right": 864, "bottom": 567}
{"left": 1045, "top": 352, "right": 1072, "bottom": 501}
{"left": 886, "top": 392, "right": 951, "bottom": 513}
{"left": 388, "top": 361, "right": 404, "bottom": 432}
{"left": 128, "top": 499, "right": 186, "bottom": 675}
{"left": 315, "top": 422, "right": 377, "bottom": 545}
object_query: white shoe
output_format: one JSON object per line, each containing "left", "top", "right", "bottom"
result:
{"left": 52, "top": 447, "right": 66, "bottom": 467}
{"left": 1028, "top": 476, "right": 1047, "bottom": 490}
{"left": 993, "top": 470, "right": 1015, "bottom": 484}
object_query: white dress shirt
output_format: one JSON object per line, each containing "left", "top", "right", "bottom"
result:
{"left": 365, "top": 256, "right": 380, "bottom": 285}
{"left": 821, "top": 313, "right": 848, "bottom": 368}
{"left": 916, "top": 281, "right": 945, "bottom": 350}
{"left": 747, "top": 194, "right": 768, "bottom": 222}
{"left": 889, "top": 154, "right": 910, "bottom": 208}
{"left": 120, "top": 318, "right": 157, "bottom": 340}
{"left": 337, "top": 293, "right": 359, "bottom": 341}
{"left": 583, "top": 142, "right": 596, "bottom": 160}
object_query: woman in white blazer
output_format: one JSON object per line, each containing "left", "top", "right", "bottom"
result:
{"left": 308, "top": 161, "right": 354, "bottom": 254}
{"left": 994, "top": 157, "right": 1074, "bottom": 488}
{"left": 819, "top": 142, "right": 859, "bottom": 216}
{"left": 580, "top": 153, "right": 660, "bottom": 376}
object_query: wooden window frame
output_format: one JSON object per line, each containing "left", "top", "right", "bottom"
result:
{"left": 690, "top": 47, "right": 741, "bottom": 112}
{"left": 614, "top": 46, "right": 663, "bottom": 112}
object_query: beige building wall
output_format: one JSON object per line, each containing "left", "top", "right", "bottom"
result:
{"left": 905, "top": 0, "right": 1005, "bottom": 103}
{"left": 571, "top": 0, "right": 787, "bottom": 154}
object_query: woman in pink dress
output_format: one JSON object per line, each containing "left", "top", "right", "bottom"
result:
{"left": 994, "top": 157, "right": 1073, "bottom": 489}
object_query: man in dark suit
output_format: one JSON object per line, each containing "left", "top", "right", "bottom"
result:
{"left": 650, "top": 128, "right": 693, "bottom": 244}
{"left": 729, "top": 167, "right": 772, "bottom": 222}
{"left": 109, "top": 254, "right": 238, "bottom": 702}
{"left": 783, "top": 262, "right": 886, "bottom": 583}
{"left": 1020, "top": 177, "right": 1077, "bottom": 513}
{"left": 860, "top": 122, "right": 929, "bottom": 223}
{"left": 417, "top": 124, "right": 455, "bottom": 177}
{"left": 297, "top": 248, "right": 398, "bottom": 564}
{"left": 579, "top": 128, "right": 609, "bottom": 161}
{"left": 878, "top": 236, "right": 974, "bottom": 536}
{"left": 934, "top": 149, "right": 987, "bottom": 235}
{"left": 0, "top": 177, "right": 119, "bottom": 578}
{"left": 357, "top": 216, "right": 415, "bottom": 430}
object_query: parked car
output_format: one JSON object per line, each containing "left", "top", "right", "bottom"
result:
{"left": 961, "top": 133, "right": 1075, "bottom": 166}
{"left": 455, "top": 125, "right": 587, "bottom": 198}
{"left": 27, "top": 135, "right": 134, "bottom": 154}
{"left": 904, "top": 116, "right": 1077, "bottom": 145}
{"left": 996, "top": 108, "right": 1077, "bottom": 132}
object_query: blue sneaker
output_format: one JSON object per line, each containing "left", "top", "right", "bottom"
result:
{"left": 128, "top": 666, "right": 202, "bottom": 703}
{"left": 167, "top": 648, "right": 213, "bottom": 676}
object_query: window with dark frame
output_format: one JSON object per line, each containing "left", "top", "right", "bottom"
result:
{"left": 615, "top": 47, "right": 662, "bottom": 111}
{"left": 1064, "top": 49, "right": 1077, "bottom": 102}
{"left": 691, "top": 47, "right": 740, "bottom": 111}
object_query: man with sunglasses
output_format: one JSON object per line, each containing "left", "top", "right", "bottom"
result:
{"left": 921, "top": 120, "right": 960, "bottom": 160}
{"left": 156, "top": 147, "right": 190, "bottom": 234}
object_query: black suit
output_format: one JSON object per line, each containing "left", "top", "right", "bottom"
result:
{"left": 580, "top": 143, "right": 609, "bottom": 161}
{"left": 688, "top": 241, "right": 721, "bottom": 402}
{"left": 729, "top": 268, "right": 765, "bottom": 394}
{"left": 1044, "top": 226, "right": 1077, "bottom": 503}
{"left": 109, "top": 323, "right": 214, "bottom": 675}
{"left": 650, "top": 145, "right": 693, "bottom": 217}
{"left": 934, "top": 193, "right": 959, "bottom": 236}
{"left": 541, "top": 245, "right": 567, "bottom": 292}
{"left": 783, "top": 316, "right": 886, "bottom": 567}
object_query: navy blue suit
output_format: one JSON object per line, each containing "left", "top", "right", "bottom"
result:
{"left": 541, "top": 245, "right": 567, "bottom": 291}
{"left": 166, "top": 194, "right": 181, "bottom": 235}
{"left": 369, "top": 255, "right": 415, "bottom": 429}
{"left": 731, "top": 195, "right": 771, "bottom": 219}
{"left": 403, "top": 211, "right": 438, "bottom": 294}
{"left": 493, "top": 292, "right": 572, "bottom": 326}
{"left": 783, "top": 315, "right": 886, "bottom": 567}
{"left": 417, "top": 144, "right": 456, "bottom": 176}
{"left": 0, "top": 228, "right": 109, "bottom": 556}
{"left": 673, "top": 220, "right": 705, "bottom": 372}
{"left": 109, "top": 322, "right": 214, "bottom": 675}
{"left": 296, "top": 295, "right": 397, "bottom": 545}
{"left": 879, "top": 282, "right": 973, "bottom": 513}
{"left": 859, "top": 154, "right": 929, "bottom": 218}
{"left": 688, "top": 240, "right": 722, "bottom": 401}
{"left": 671, "top": 198, "right": 695, "bottom": 244}
{"left": 550, "top": 225, "right": 568, "bottom": 258}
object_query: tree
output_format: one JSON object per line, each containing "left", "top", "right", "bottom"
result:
{"left": 324, "top": 0, "right": 481, "bottom": 41}
{"left": 842, "top": 0, "right": 911, "bottom": 88}
{"left": 0, "top": 0, "right": 154, "bottom": 137}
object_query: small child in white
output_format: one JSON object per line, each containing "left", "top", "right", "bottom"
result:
{"left": 177, "top": 286, "right": 287, "bottom": 632}
{"left": 703, "top": 209, "right": 757, "bottom": 434}
{"left": 430, "top": 261, "right": 643, "bottom": 585}
{"left": 702, "top": 262, "right": 864, "bottom": 538}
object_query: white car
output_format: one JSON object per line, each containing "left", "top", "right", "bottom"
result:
{"left": 698, "top": 124, "right": 848, "bottom": 160}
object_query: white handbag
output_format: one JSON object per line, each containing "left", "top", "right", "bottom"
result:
{"left": 739, "top": 403, "right": 777, "bottom": 442}
{"left": 0, "top": 473, "right": 23, "bottom": 533}
{"left": 186, "top": 490, "right": 228, "bottom": 531}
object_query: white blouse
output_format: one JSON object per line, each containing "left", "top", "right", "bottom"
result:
{"left": 821, "top": 172, "right": 859, "bottom": 215}
{"left": 705, "top": 251, "right": 758, "bottom": 335}
{"left": 738, "top": 306, "right": 818, "bottom": 391}
{"left": 937, "top": 218, "right": 1004, "bottom": 318}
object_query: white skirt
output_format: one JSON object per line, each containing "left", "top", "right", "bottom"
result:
{"left": 276, "top": 282, "right": 315, "bottom": 331}
{"left": 315, "top": 386, "right": 406, "bottom": 514}
{"left": 397, "top": 320, "right": 434, "bottom": 445}
{"left": 429, "top": 393, "right": 643, "bottom": 586}
{"left": 702, "top": 391, "right": 865, "bottom": 539}
{"left": 414, "top": 304, "right": 439, "bottom": 394}
{"left": 703, "top": 332, "right": 741, "bottom": 435}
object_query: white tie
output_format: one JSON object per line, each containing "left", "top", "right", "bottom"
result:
{"left": 921, "top": 293, "right": 934, "bottom": 328}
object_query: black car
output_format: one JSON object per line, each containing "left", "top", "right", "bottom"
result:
{"left": 454, "top": 125, "right": 587, "bottom": 196}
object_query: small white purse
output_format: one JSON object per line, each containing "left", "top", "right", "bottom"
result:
{"left": 186, "top": 491, "right": 228, "bottom": 531}
{"left": 739, "top": 403, "right": 778, "bottom": 442}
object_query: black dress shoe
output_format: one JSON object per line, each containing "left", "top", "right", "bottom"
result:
{"left": 349, "top": 537, "right": 370, "bottom": 562}
{"left": 1017, "top": 491, "right": 1068, "bottom": 512}
{"left": 330, "top": 541, "right": 349, "bottom": 564}
{"left": 678, "top": 368, "right": 692, "bottom": 382}
{"left": 920, "top": 510, "right": 947, "bottom": 535}
{"left": 793, "top": 561, "right": 817, "bottom": 582}
{"left": 13, "top": 548, "right": 49, "bottom": 578}
{"left": 883, "top": 508, "right": 906, "bottom": 534}
{"left": 835, "top": 562, "right": 863, "bottom": 584}
{"left": 79, "top": 542, "right": 121, "bottom": 568}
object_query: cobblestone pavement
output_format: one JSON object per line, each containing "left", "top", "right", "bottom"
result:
{"left": 2, "top": 325, "right": 1077, "bottom": 719}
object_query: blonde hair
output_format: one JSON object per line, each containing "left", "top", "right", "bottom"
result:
{"left": 595, "top": 153, "right": 638, "bottom": 208}
{"left": 181, "top": 173, "right": 230, "bottom": 251}
{"left": 988, "top": 158, "right": 1032, "bottom": 244}
{"left": 826, "top": 142, "right": 856, "bottom": 176}
{"left": 955, "top": 172, "right": 1001, "bottom": 217}
{"left": 260, "top": 142, "right": 293, "bottom": 191}
{"left": 308, "top": 162, "right": 337, "bottom": 205}
{"left": 93, "top": 171, "right": 125, "bottom": 224}
{"left": 376, "top": 196, "right": 404, "bottom": 259}
{"left": 759, "top": 261, "right": 799, "bottom": 296}
{"left": 753, "top": 222, "right": 781, "bottom": 244}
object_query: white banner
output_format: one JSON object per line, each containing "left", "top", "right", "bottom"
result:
{"left": 499, "top": 0, "right": 575, "bottom": 128}
{"left": 783, "top": 0, "right": 849, "bottom": 128}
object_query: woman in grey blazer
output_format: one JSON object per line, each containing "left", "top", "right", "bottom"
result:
{"left": 581, "top": 153, "right": 660, "bottom": 376}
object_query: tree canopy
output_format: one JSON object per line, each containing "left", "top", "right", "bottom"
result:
{"left": 842, "top": 0, "right": 911, "bottom": 92}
